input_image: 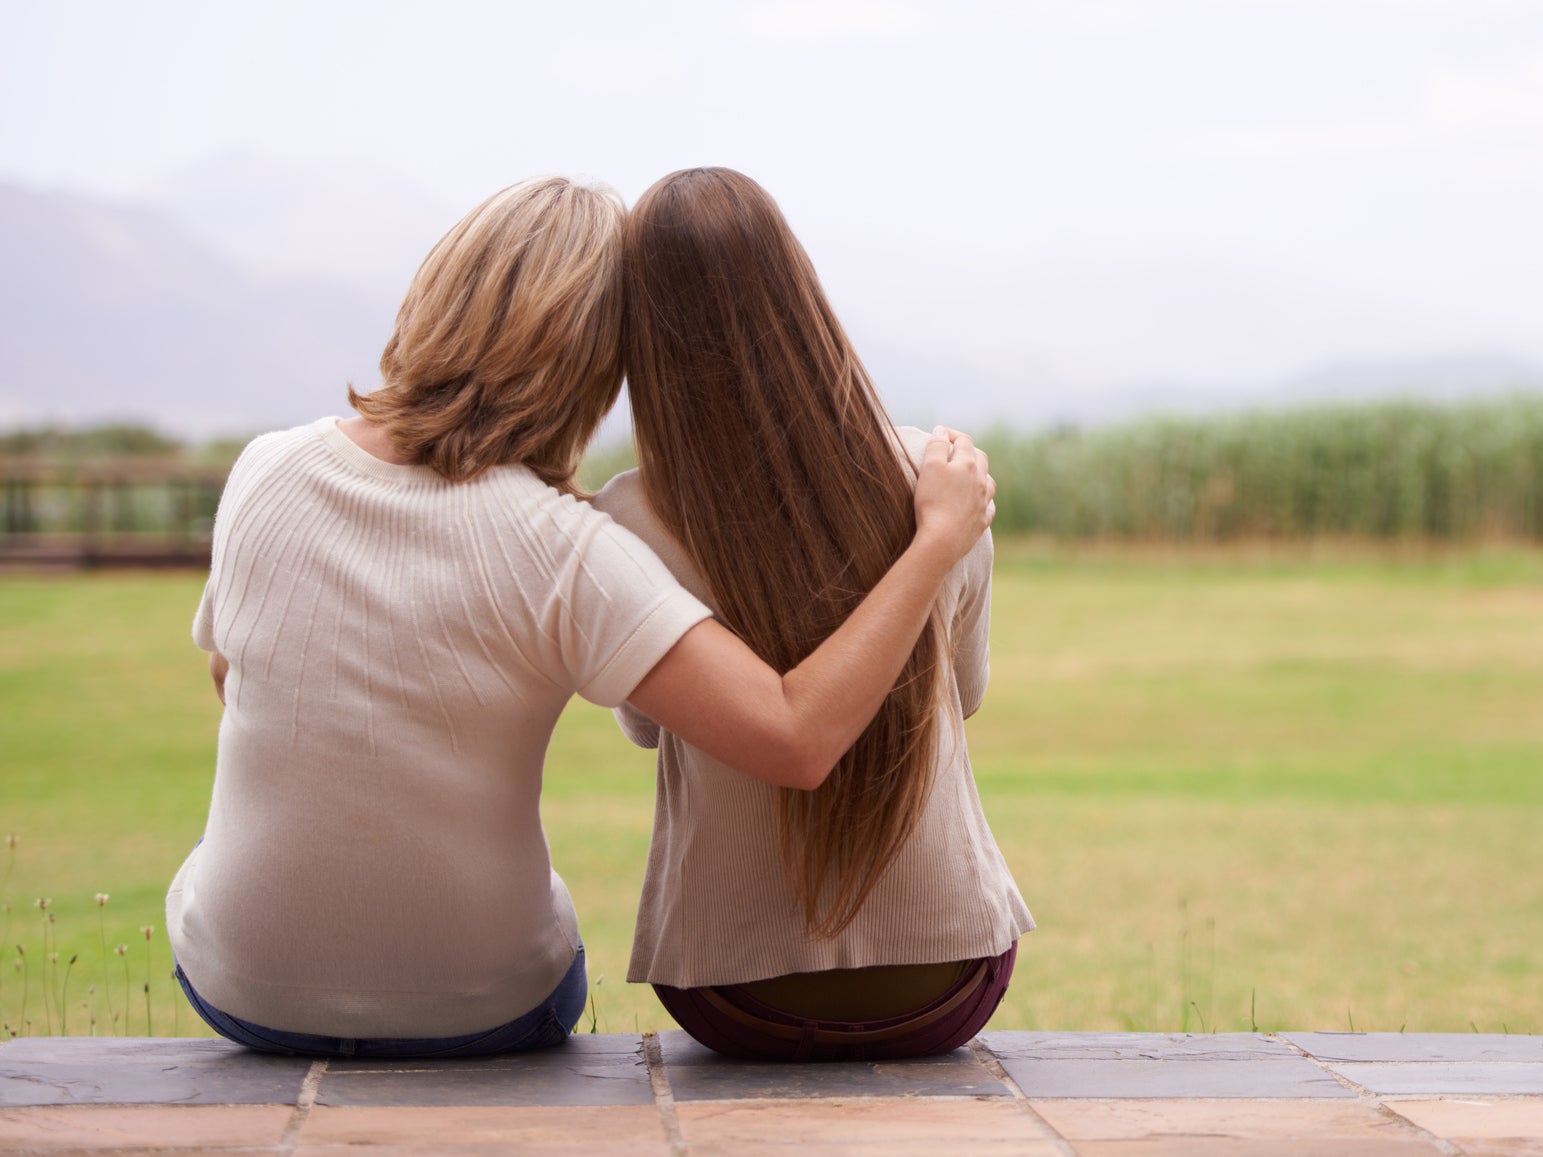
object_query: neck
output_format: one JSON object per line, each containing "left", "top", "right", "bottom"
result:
{"left": 336, "top": 416, "right": 414, "bottom": 466}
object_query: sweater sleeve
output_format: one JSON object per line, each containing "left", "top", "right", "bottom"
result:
{"left": 613, "top": 700, "right": 662, "bottom": 749}
{"left": 192, "top": 577, "right": 216, "bottom": 653}
{"left": 953, "top": 528, "right": 993, "bottom": 718}
{"left": 189, "top": 430, "right": 273, "bottom": 656}
{"left": 891, "top": 425, "right": 993, "bottom": 715}
{"left": 546, "top": 509, "right": 713, "bottom": 709}
{"left": 589, "top": 468, "right": 715, "bottom": 734}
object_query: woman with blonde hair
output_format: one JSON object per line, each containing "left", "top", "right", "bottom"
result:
{"left": 168, "top": 175, "right": 995, "bottom": 1059}
{"left": 596, "top": 167, "right": 1032, "bottom": 1061}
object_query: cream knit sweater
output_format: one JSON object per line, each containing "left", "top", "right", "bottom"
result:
{"left": 167, "top": 417, "right": 711, "bottom": 1038}
{"left": 595, "top": 427, "right": 1033, "bottom": 988}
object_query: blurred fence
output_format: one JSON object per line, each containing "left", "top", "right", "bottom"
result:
{"left": 0, "top": 458, "right": 225, "bottom": 570}
{"left": 981, "top": 395, "right": 1543, "bottom": 541}
{"left": 3, "top": 396, "right": 1540, "bottom": 568}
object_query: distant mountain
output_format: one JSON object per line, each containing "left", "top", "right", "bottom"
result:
{"left": 0, "top": 182, "right": 391, "bottom": 437}
{"left": 3, "top": 172, "right": 1539, "bottom": 443}
{"left": 816, "top": 229, "right": 1543, "bottom": 431}
{"left": 148, "top": 153, "right": 458, "bottom": 303}
{"left": 850, "top": 336, "right": 1543, "bottom": 434}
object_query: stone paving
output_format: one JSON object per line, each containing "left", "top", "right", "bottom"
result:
{"left": 0, "top": 1031, "right": 1540, "bottom": 1154}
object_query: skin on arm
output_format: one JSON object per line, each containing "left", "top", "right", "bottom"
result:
{"left": 209, "top": 651, "right": 229, "bottom": 705}
{"left": 628, "top": 428, "right": 995, "bottom": 791}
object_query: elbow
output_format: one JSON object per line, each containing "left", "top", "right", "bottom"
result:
{"left": 734, "top": 733, "right": 834, "bottom": 791}
{"left": 772, "top": 732, "right": 838, "bottom": 791}
{"left": 768, "top": 728, "right": 833, "bottom": 796}
{"left": 784, "top": 757, "right": 834, "bottom": 792}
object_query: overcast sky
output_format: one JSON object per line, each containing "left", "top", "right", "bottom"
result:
{"left": 4, "top": 0, "right": 1542, "bottom": 426}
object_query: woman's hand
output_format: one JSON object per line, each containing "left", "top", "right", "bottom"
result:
{"left": 913, "top": 426, "right": 995, "bottom": 565}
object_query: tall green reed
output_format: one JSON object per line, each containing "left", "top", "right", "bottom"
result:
{"left": 982, "top": 395, "right": 1543, "bottom": 541}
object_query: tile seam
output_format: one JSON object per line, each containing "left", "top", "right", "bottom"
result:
{"left": 649, "top": 1093, "right": 1024, "bottom": 1107}
{"left": 642, "top": 1031, "right": 686, "bottom": 1157}
{"left": 1375, "top": 1101, "right": 1482, "bottom": 1157}
{"left": 969, "top": 1036, "right": 1079, "bottom": 1156}
{"left": 1271, "top": 1032, "right": 1379, "bottom": 1099}
{"left": 1270, "top": 1031, "right": 1465, "bottom": 1157}
{"left": 276, "top": 1057, "right": 327, "bottom": 1154}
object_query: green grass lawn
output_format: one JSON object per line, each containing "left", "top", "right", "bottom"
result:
{"left": 3, "top": 543, "right": 1541, "bottom": 1039}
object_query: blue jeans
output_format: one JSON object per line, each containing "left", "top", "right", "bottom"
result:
{"left": 175, "top": 945, "right": 587, "bottom": 1059}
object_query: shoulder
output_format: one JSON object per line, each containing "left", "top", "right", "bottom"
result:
{"left": 593, "top": 468, "right": 672, "bottom": 552}
{"left": 225, "top": 418, "right": 336, "bottom": 481}
{"left": 892, "top": 425, "right": 932, "bottom": 475}
{"left": 966, "top": 524, "right": 994, "bottom": 579}
{"left": 593, "top": 469, "right": 712, "bottom": 604}
{"left": 592, "top": 467, "right": 646, "bottom": 521}
{"left": 214, "top": 422, "right": 336, "bottom": 518}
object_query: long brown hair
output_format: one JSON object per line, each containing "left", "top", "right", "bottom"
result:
{"left": 349, "top": 176, "right": 625, "bottom": 488}
{"left": 624, "top": 167, "right": 943, "bottom": 936}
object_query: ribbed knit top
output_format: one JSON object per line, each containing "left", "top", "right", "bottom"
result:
{"left": 594, "top": 427, "right": 1034, "bottom": 988}
{"left": 167, "top": 417, "right": 711, "bottom": 1038}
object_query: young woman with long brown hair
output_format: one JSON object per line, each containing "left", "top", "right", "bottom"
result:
{"left": 168, "top": 175, "right": 995, "bottom": 1059}
{"left": 596, "top": 168, "right": 1033, "bottom": 1061}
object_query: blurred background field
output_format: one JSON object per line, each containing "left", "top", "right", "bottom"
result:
{"left": 3, "top": 523, "right": 1540, "bottom": 1039}
{"left": 6, "top": 0, "right": 1543, "bottom": 1047}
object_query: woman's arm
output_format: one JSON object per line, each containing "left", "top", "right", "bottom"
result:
{"left": 627, "top": 428, "right": 994, "bottom": 791}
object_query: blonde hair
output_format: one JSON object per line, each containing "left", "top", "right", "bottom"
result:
{"left": 625, "top": 167, "right": 944, "bottom": 937}
{"left": 349, "top": 176, "right": 625, "bottom": 488}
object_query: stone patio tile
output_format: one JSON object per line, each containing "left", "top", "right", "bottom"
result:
{"left": 684, "top": 1144, "right": 1063, "bottom": 1156}
{"left": 0, "top": 1038, "right": 310, "bottom": 1107}
{"left": 1328, "top": 1063, "right": 1543, "bottom": 1096}
{"left": 655, "top": 1031, "right": 1008, "bottom": 1101}
{"left": 1285, "top": 1033, "right": 1543, "bottom": 1064}
{"left": 295, "top": 1104, "right": 668, "bottom": 1153}
{"left": 317, "top": 1036, "right": 653, "bottom": 1107}
{"left": 298, "top": 1148, "right": 667, "bottom": 1157}
{"left": 673, "top": 1098, "right": 1061, "bottom": 1152}
{"left": 984, "top": 1032, "right": 1294, "bottom": 1061}
{"left": 0, "top": 1104, "right": 290, "bottom": 1150}
{"left": 1390, "top": 1099, "right": 1543, "bottom": 1140}
{"left": 995, "top": 1056, "right": 1353, "bottom": 1099}
{"left": 317, "top": 1032, "right": 645, "bottom": 1065}
{"left": 1031, "top": 1097, "right": 1424, "bottom": 1141}
{"left": 1066, "top": 1141, "right": 1444, "bottom": 1156}
{"left": 1446, "top": 1142, "right": 1543, "bottom": 1157}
